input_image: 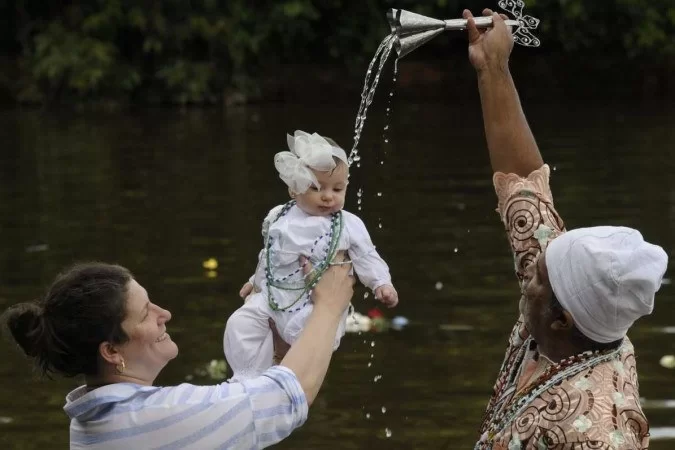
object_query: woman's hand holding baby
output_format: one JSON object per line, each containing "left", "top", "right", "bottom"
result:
{"left": 375, "top": 285, "right": 399, "bottom": 308}
{"left": 239, "top": 282, "right": 254, "bottom": 300}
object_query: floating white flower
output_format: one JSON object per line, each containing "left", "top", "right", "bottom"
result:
{"left": 660, "top": 355, "right": 675, "bottom": 369}
{"left": 345, "top": 312, "right": 372, "bottom": 333}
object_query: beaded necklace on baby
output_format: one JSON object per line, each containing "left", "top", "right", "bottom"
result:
{"left": 264, "top": 200, "right": 344, "bottom": 313}
{"left": 477, "top": 336, "right": 622, "bottom": 447}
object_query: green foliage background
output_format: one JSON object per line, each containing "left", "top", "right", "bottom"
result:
{"left": 2, "top": 0, "right": 674, "bottom": 104}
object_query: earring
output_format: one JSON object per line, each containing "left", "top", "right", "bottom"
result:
{"left": 116, "top": 360, "right": 126, "bottom": 374}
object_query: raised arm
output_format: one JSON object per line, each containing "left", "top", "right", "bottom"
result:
{"left": 465, "top": 9, "right": 565, "bottom": 283}
{"left": 464, "top": 9, "right": 543, "bottom": 177}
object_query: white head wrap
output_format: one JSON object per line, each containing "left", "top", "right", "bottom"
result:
{"left": 274, "top": 130, "right": 348, "bottom": 194}
{"left": 546, "top": 226, "right": 668, "bottom": 343}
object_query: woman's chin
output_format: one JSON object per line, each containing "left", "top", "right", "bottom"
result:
{"left": 168, "top": 342, "right": 179, "bottom": 359}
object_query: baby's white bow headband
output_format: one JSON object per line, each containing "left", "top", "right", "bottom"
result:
{"left": 274, "top": 130, "right": 348, "bottom": 194}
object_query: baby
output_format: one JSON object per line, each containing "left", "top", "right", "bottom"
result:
{"left": 224, "top": 130, "right": 398, "bottom": 381}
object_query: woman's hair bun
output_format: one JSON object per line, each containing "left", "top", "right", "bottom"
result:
{"left": 1, "top": 302, "right": 45, "bottom": 357}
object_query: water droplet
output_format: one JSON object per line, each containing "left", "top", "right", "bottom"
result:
{"left": 367, "top": 362, "right": 372, "bottom": 367}
{"left": 389, "top": 92, "right": 394, "bottom": 97}
{"left": 435, "top": 281, "right": 443, "bottom": 290}
{"left": 454, "top": 247, "right": 458, "bottom": 253}
{"left": 385, "top": 428, "right": 392, "bottom": 438}
{"left": 370, "top": 353, "right": 374, "bottom": 358}
{"left": 384, "top": 139, "right": 389, "bottom": 143}
{"left": 373, "top": 375, "right": 382, "bottom": 382}
{"left": 553, "top": 165, "right": 557, "bottom": 171}
{"left": 381, "top": 406, "right": 387, "bottom": 414}
{"left": 357, "top": 198, "right": 362, "bottom": 205}
{"left": 353, "top": 155, "right": 361, "bottom": 162}
{"left": 363, "top": 292, "right": 370, "bottom": 299}
{"left": 384, "top": 125, "right": 389, "bottom": 130}
{"left": 378, "top": 223, "right": 383, "bottom": 229}
{"left": 386, "top": 108, "right": 390, "bottom": 112}
{"left": 357, "top": 163, "right": 361, "bottom": 168}
{"left": 366, "top": 413, "right": 371, "bottom": 419}
{"left": 380, "top": 161, "right": 384, "bottom": 165}
{"left": 370, "top": 341, "right": 375, "bottom": 347}
{"left": 377, "top": 192, "right": 382, "bottom": 197}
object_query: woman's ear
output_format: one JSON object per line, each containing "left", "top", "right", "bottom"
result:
{"left": 288, "top": 188, "right": 296, "bottom": 199}
{"left": 98, "top": 341, "right": 124, "bottom": 365}
{"left": 551, "top": 310, "right": 574, "bottom": 332}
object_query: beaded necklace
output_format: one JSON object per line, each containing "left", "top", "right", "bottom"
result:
{"left": 264, "top": 200, "right": 344, "bottom": 312}
{"left": 478, "top": 339, "right": 622, "bottom": 447}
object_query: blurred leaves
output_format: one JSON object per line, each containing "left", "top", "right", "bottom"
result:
{"left": 533, "top": 0, "right": 675, "bottom": 57}
{"left": 5, "top": 0, "right": 675, "bottom": 104}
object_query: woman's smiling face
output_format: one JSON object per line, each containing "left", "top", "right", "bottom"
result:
{"left": 117, "top": 280, "right": 178, "bottom": 381}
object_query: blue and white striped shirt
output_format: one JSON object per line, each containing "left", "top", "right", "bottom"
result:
{"left": 64, "top": 366, "right": 308, "bottom": 449}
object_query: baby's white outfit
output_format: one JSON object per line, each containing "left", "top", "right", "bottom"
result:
{"left": 224, "top": 203, "right": 392, "bottom": 381}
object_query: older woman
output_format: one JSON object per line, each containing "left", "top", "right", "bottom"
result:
{"left": 465, "top": 9, "right": 668, "bottom": 449}
{"left": 1, "top": 260, "right": 354, "bottom": 449}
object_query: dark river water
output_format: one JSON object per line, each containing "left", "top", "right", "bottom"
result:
{"left": 0, "top": 97, "right": 673, "bottom": 449}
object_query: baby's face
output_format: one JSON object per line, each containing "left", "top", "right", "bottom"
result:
{"left": 295, "top": 161, "right": 348, "bottom": 216}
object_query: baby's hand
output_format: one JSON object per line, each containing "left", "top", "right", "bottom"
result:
{"left": 239, "top": 282, "right": 254, "bottom": 300}
{"left": 375, "top": 285, "right": 399, "bottom": 308}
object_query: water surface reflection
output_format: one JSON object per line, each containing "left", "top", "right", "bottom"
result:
{"left": 0, "top": 101, "right": 673, "bottom": 449}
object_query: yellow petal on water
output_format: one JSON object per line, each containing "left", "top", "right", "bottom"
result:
{"left": 206, "top": 270, "right": 218, "bottom": 279}
{"left": 660, "top": 355, "right": 675, "bottom": 369}
{"left": 202, "top": 258, "right": 218, "bottom": 270}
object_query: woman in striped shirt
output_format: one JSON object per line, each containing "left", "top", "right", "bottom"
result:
{"left": 1, "top": 260, "right": 354, "bottom": 449}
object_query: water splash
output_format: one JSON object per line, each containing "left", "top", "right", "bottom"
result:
{"left": 349, "top": 34, "right": 396, "bottom": 165}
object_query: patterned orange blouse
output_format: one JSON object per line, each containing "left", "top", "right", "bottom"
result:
{"left": 475, "top": 165, "right": 649, "bottom": 449}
